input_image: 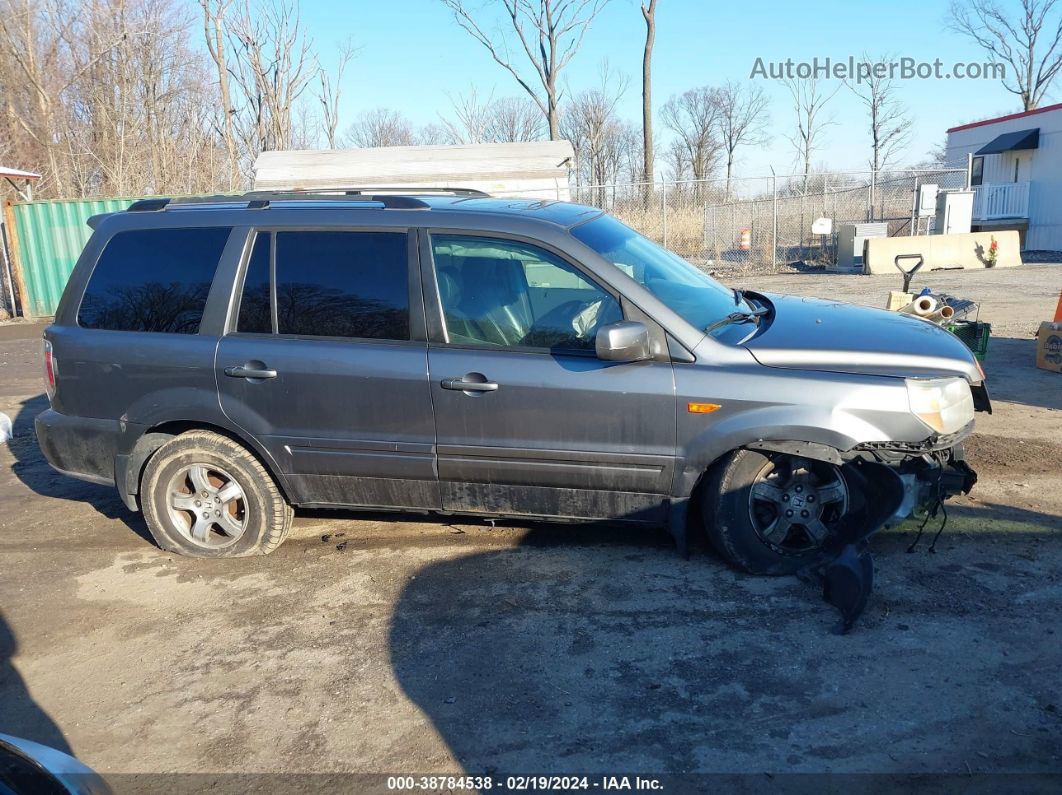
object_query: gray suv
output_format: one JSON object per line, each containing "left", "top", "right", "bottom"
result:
{"left": 36, "top": 191, "right": 987, "bottom": 577}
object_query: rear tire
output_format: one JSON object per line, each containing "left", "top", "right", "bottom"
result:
{"left": 702, "top": 449, "right": 849, "bottom": 575}
{"left": 140, "top": 430, "right": 292, "bottom": 558}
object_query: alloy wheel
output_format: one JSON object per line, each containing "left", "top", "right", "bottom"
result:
{"left": 166, "top": 464, "right": 248, "bottom": 549}
{"left": 747, "top": 455, "right": 849, "bottom": 554}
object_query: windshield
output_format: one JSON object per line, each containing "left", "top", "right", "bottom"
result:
{"left": 571, "top": 214, "right": 740, "bottom": 332}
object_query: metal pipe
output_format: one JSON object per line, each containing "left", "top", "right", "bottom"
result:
{"left": 661, "top": 183, "right": 667, "bottom": 247}
{"left": 910, "top": 177, "right": 919, "bottom": 238}
{"left": 770, "top": 167, "right": 778, "bottom": 268}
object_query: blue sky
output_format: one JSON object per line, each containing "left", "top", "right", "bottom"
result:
{"left": 296, "top": 0, "right": 1040, "bottom": 178}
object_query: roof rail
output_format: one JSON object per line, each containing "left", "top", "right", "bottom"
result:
{"left": 127, "top": 198, "right": 170, "bottom": 212}
{"left": 272, "top": 186, "right": 491, "bottom": 197}
{"left": 241, "top": 192, "right": 431, "bottom": 209}
{"left": 125, "top": 192, "right": 436, "bottom": 212}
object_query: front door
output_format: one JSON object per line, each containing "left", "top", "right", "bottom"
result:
{"left": 425, "top": 232, "right": 677, "bottom": 523}
{"left": 216, "top": 228, "right": 437, "bottom": 509}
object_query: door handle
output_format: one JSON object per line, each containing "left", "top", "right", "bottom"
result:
{"left": 224, "top": 365, "right": 278, "bottom": 380}
{"left": 441, "top": 378, "right": 498, "bottom": 392}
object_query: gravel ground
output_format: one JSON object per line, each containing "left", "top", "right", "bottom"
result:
{"left": 0, "top": 265, "right": 1060, "bottom": 789}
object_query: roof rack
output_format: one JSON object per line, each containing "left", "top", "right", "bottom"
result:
{"left": 273, "top": 186, "right": 491, "bottom": 197}
{"left": 125, "top": 191, "right": 452, "bottom": 212}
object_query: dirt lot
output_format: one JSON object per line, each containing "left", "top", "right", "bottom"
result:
{"left": 1, "top": 265, "right": 1060, "bottom": 787}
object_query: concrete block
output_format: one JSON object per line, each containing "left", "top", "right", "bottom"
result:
{"left": 863, "top": 230, "right": 1022, "bottom": 274}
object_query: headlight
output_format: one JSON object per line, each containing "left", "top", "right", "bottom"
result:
{"left": 906, "top": 377, "right": 974, "bottom": 435}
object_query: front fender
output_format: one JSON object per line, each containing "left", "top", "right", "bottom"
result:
{"left": 673, "top": 409, "right": 863, "bottom": 498}
{"left": 673, "top": 358, "right": 931, "bottom": 499}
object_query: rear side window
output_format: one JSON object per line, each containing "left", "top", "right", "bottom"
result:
{"left": 78, "top": 227, "right": 230, "bottom": 333}
{"left": 269, "top": 230, "right": 409, "bottom": 340}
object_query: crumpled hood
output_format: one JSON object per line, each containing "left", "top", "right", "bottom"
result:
{"left": 744, "top": 293, "right": 982, "bottom": 382}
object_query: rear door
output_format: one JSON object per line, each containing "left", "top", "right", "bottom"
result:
{"left": 215, "top": 227, "right": 437, "bottom": 509}
{"left": 424, "top": 232, "right": 677, "bottom": 523}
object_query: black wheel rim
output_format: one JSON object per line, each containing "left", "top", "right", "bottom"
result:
{"left": 747, "top": 455, "right": 849, "bottom": 555}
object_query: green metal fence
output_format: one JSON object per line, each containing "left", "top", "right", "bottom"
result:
{"left": 10, "top": 197, "right": 138, "bottom": 317}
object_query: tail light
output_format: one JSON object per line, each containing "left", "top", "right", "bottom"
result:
{"left": 43, "top": 338, "right": 56, "bottom": 400}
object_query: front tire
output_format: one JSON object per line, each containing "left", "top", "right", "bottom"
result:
{"left": 702, "top": 449, "right": 849, "bottom": 575}
{"left": 140, "top": 430, "right": 293, "bottom": 558}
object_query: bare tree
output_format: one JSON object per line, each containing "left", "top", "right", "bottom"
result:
{"left": 602, "top": 120, "right": 641, "bottom": 186}
{"left": 439, "top": 0, "right": 611, "bottom": 139}
{"left": 0, "top": 0, "right": 235, "bottom": 198}
{"left": 441, "top": 87, "right": 495, "bottom": 144}
{"left": 344, "top": 108, "right": 418, "bottom": 148}
{"left": 488, "top": 96, "right": 545, "bottom": 142}
{"left": 0, "top": 0, "right": 136, "bottom": 196}
{"left": 441, "top": 88, "right": 544, "bottom": 143}
{"left": 661, "top": 86, "right": 722, "bottom": 181}
{"left": 199, "top": 0, "right": 239, "bottom": 187}
{"left": 416, "top": 123, "right": 451, "bottom": 145}
{"left": 844, "top": 54, "right": 912, "bottom": 172}
{"left": 915, "top": 139, "right": 951, "bottom": 169}
{"left": 714, "top": 80, "right": 769, "bottom": 197}
{"left": 782, "top": 76, "right": 840, "bottom": 192}
{"left": 316, "top": 40, "right": 357, "bottom": 149}
{"left": 950, "top": 0, "right": 1062, "bottom": 110}
{"left": 226, "top": 0, "right": 317, "bottom": 169}
{"left": 640, "top": 0, "right": 657, "bottom": 186}
{"left": 662, "top": 137, "right": 688, "bottom": 182}
{"left": 561, "top": 62, "right": 630, "bottom": 198}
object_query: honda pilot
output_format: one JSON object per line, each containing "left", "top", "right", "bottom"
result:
{"left": 36, "top": 191, "right": 988, "bottom": 577}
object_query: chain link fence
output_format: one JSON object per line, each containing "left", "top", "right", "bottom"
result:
{"left": 567, "top": 168, "right": 967, "bottom": 274}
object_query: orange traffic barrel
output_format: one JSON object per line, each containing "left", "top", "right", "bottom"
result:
{"left": 739, "top": 228, "right": 752, "bottom": 250}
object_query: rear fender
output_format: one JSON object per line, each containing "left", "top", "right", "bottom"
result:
{"left": 114, "top": 421, "right": 293, "bottom": 511}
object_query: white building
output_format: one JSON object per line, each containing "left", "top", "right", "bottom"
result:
{"left": 253, "top": 141, "right": 575, "bottom": 201}
{"left": 945, "top": 102, "right": 1062, "bottom": 251}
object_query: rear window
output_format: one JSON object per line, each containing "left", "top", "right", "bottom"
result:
{"left": 78, "top": 227, "right": 230, "bottom": 333}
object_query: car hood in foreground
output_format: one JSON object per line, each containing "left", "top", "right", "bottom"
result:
{"left": 743, "top": 293, "right": 982, "bottom": 382}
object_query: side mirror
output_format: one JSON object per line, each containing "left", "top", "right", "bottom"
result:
{"left": 596, "top": 320, "right": 652, "bottom": 363}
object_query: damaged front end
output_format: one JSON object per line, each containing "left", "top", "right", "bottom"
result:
{"left": 794, "top": 426, "right": 979, "bottom": 634}
{"left": 850, "top": 425, "right": 979, "bottom": 529}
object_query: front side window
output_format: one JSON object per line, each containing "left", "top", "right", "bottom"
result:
{"left": 431, "top": 235, "right": 621, "bottom": 351}
{"left": 235, "top": 230, "right": 410, "bottom": 341}
{"left": 78, "top": 226, "right": 231, "bottom": 333}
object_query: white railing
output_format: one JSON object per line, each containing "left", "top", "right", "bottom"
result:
{"left": 973, "top": 181, "right": 1030, "bottom": 219}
